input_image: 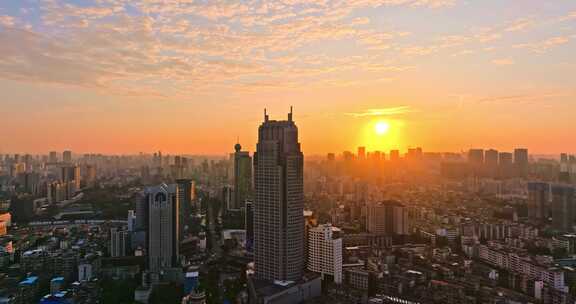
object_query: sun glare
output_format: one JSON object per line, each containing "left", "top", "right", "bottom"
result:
{"left": 375, "top": 121, "right": 390, "bottom": 135}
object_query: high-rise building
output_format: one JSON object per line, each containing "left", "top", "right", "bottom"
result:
{"left": 60, "top": 165, "right": 80, "bottom": 191}
{"left": 358, "top": 147, "right": 366, "bottom": 160}
{"left": 527, "top": 182, "right": 549, "bottom": 222}
{"left": 514, "top": 148, "right": 529, "bottom": 177}
{"left": 110, "top": 227, "right": 130, "bottom": 257}
{"left": 551, "top": 185, "right": 575, "bottom": 232}
{"left": 389, "top": 150, "right": 400, "bottom": 161}
{"left": 127, "top": 210, "right": 136, "bottom": 232}
{"left": 144, "top": 184, "right": 179, "bottom": 273}
{"left": 307, "top": 224, "right": 343, "bottom": 284}
{"left": 254, "top": 108, "right": 304, "bottom": 282}
{"left": 326, "top": 153, "right": 336, "bottom": 161}
{"left": 49, "top": 151, "right": 58, "bottom": 163}
{"left": 367, "top": 201, "right": 409, "bottom": 235}
{"left": 233, "top": 143, "right": 252, "bottom": 211}
{"left": 485, "top": 149, "right": 499, "bottom": 167}
{"left": 468, "top": 149, "right": 484, "bottom": 165}
{"left": 498, "top": 152, "right": 513, "bottom": 178}
{"left": 176, "top": 179, "right": 193, "bottom": 237}
{"left": 63, "top": 150, "right": 72, "bottom": 163}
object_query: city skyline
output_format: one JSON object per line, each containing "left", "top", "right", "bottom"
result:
{"left": 1, "top": 1, "right": 575, "bottom": 154}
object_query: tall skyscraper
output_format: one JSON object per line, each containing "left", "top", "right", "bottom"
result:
{"left": 358, "top": 146, "right": 366, "bottom": 160}
{"left": 498, "top": 152, "right": 514, "bottom": 178}
{"left": 254, "top": 108, "right": 304, "bottom": 282}
{"left": 551, "top": 185, "right": 575, "bottom": 232}
{"left": 63, "top": 150, "right": 72, "bottom": 163}
{"left": 527, "top": 182, "right": 549, "bottom": 222}
{"left": 176, "top": 179, "right": 193, "bottom": 237}
{"left": 233, "top": 142, "right": 252, "bottom": 211}
{"left": 485, "top": 149, "right": 499, "bottom": 177}
{"left": 389, "top": 150, "right": 400, "bottom": 161}
{"left": 514, "top": 148, "right": 529, "bottom": 177}
{"left": 144, "top": 184, "right": 179, "bottom": 273}
{"left": 485, "top": 149, "right": 499, "bottom": 167}
{"left": 49, "top": 151, "right": 58, "bottom": 163}
{"left": 307, "top": 224, "right": 343, "bottom": 284}
{"left": 367, "top": 201, "right": 409, "bottom": 235}
{"left": 468, "top": 149, "right": 484, "bottom": 165}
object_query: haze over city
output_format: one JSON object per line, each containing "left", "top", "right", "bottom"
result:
{"left": 1, "top": 0, "right": 575, "bottom": 154}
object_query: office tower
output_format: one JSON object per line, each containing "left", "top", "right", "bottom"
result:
{"left": 514, "top": 148, "right": 529, "bottom": 177}
{"left": 245, "top": 200, "right": 254, "bottom": 252}
{"left": 60, "top": 165, "right": 80, "bottom": 192}
{"left": 561, "top": 153, "right": 569, "bottom": 163}
{"left": 406, "top": 147, "right": 423, "bottom": 161}
{"left": 176, "top": 179, "right": 193, "bottom": 237}
{"left": 307, "top": 224, "right": 343, "bottom": 284}
{"left": 551, "top": 185, "right": 575, "bottom": 232}
{"left": 527, "top": 182, "right": 549, "bottom": 222}
{"left": 327, "top": 153, "right": 336, "bottom": 161}
{"left": 144, "top": 184, "right": 179, "bottom": 273}
{"left": 110, "top": 227, "right": 130, "bottom": 257}
{"left": 358, "top": 147, "right": 366, "bottom": 160}
{"left": 485, "top": 149, "right": 499, "bottom": 167}
{"left": 254, "top": 108, "right": 304, "bottom": 282}
{"left": 389, "top": 150, "right": 400, "bottom": 161}
{"left": 367, "top": 201, "right": 409, "bottom": 235}
{"left": 498, "top": 152, "right": 513, "bottom": 178}
{"left": 222, "top": 185, "right": 234, "bottom": 211}
{"left": 233, "top": 143, "right": 252, "bottom": 211}
{"left": 127, "top": 210, "right": 136, "bottom": 232}
{"left": 468, "top": 149, "right": 484, "bottom": 165}
{"left": 63, "top": 150, "right": 72, "bottom": 163}
{"left": 49, "top": 151, "right": 58, "bottom": 163}
{"left": 85, "top": 165, "right": 97, "bottom": 186}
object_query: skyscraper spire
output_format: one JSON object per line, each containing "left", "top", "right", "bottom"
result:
{"left": 264, "top": 108, "right": 269, "bottom": 122}
{"left": 288, "top": 106, "right": 293, "bottom": 121}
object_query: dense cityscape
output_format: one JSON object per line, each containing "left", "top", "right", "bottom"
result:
{"left": 1, "top": 0, "right": 575, "bottom": 303}
{"left": 0, "top": 109, "right": 574, "bottom": 304}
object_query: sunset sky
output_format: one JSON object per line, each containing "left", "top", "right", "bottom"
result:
{"left": 1, "top": 0, "right": 575, "bottom": 155}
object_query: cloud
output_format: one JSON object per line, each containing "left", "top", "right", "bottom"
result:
{"left": 514, "top": 36, "right": 571, "bottom": 53}
{"left": 477, "top": 92, "right": 571, "bottom": 104}
{"left": 504, "top": 18, "right": 534, "bottom": 32}
{"left": 492, "top": 58, "right": 515, "bottom": 65}
{"left": 345, "top": 106, "right": 414, "bottom": 117}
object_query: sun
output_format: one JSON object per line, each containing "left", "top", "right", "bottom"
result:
{"left": 375, "top": 121, "right": 390, "bottom": 135}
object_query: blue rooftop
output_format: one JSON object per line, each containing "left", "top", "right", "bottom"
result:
{"left": 51, "top": 277, "right": 65, "bottom": 283}
{"left": 19, "top": 276, "right": 38, "bottom": 286}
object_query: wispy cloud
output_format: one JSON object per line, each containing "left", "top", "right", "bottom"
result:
{"left": 345, "top": 106, "right": 414, "bottom": 117}
{"left": 514, "top": 36, "right": 572, "bottom": 53}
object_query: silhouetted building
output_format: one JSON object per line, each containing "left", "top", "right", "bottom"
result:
{"left": 254, "top": 108, "right": 304, "bottom": 282}
{"left": 63, "top": 150, "right": 72, "bottom": 163}
{"left": 233, "top": 143, "right": 252, "bottom": 211}
{"left": 527, "top": 182, "right": 549, "bottom": 223}
{"left": 514, "top": 148, "right": 529, "bottom": 177}
{"left": 551, "top": 185, "right": 575, "bottom": 232}
{"left": 176, "top": 179, "right": 193, "bottom": 237}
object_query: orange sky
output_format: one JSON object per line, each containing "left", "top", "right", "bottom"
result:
{"left": 0, "top": 0, "right": 575, "bottom": 155}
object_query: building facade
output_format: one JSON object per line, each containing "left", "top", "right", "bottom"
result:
{"left": 307, "top": 224, "right": 343, "bottom": 284}
{"left": 254, "top": 109, "right": 304, "bottom": 282}
{"left": 144, "top": 184, "right": 179, "bottom": 273}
